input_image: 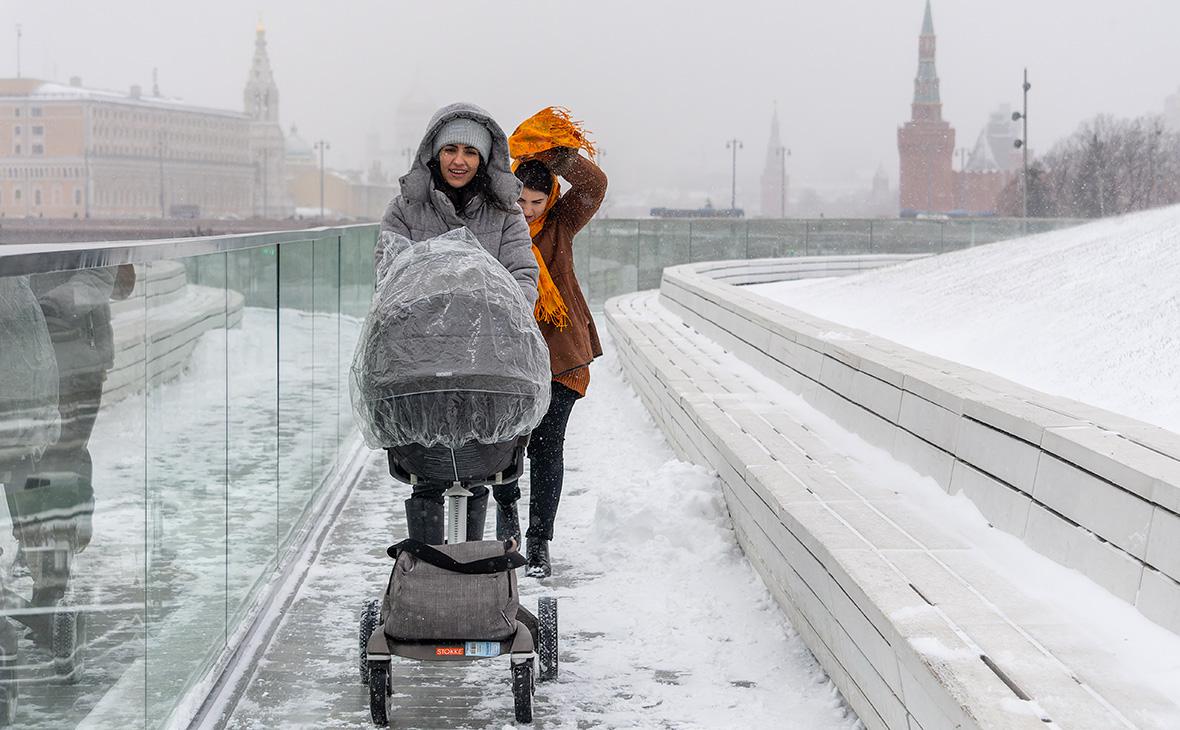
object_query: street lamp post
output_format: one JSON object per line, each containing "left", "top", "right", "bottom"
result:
{"left": 776, "top": 145, "right": 791, "bottom": 217}
{"left": 726, "top": 138, "right": 743, "bottom": 211}
{"left": 1012, "top": 68, "right": 1031, "bottom": 218}
{"left": 15, "top": 25, "right": 21, "bottom": 79}
{"left": 314, "top": 139, "right": 330, "bottom": 221}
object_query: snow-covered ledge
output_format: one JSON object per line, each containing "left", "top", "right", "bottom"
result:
{"left": 656, "top": 257, "right": 1180, "bottom": 636}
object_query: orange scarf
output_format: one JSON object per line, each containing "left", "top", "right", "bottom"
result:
{"left": 509, "top": 106, "right": 597, "bottom": 161}
{"left": 516, "top": 169, "right": 568, "bottom": 330}
{"left": 510, "top": 107, "right": 597, "bottom": 331}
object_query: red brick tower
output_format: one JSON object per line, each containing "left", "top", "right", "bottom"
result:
{"left": 898, "top": 1, "right": 956, "bottom": 213}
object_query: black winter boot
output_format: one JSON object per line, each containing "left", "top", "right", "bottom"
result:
{"left": 496, "top": 500, "right": 521, "bottom": 543}
{"left": 404, "top": 496, "right": 445, "bottom": 545}
{"left": 525, "top": 538, "right": 551, "bottom": 579}
{"left": 466, "top": 488, "right": 489, "bottom": 542}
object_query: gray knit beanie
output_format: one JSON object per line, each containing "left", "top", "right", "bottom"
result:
{"left": 432, "top": 118, "right": 493, "bottom": 161}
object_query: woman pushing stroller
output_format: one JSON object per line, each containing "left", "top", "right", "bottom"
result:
{"left": 377, "top": 102, "right": 539, "bottom": 546}
{"left": 373, "top": 103, "right": 605, "bottom": 582}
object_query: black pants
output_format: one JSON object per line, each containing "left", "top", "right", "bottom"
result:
{"left": 493, "top": 382, "right": 579, "bottom": 541}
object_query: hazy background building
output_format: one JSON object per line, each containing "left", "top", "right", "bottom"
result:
{"left": 0, "top": 22, "right": 394, "bottom": 222}
{"left": 243, "top": 21, "right": 291, "bottom": 218}
{"left": 759, "top": 106, "right": 788, "bottom": 217}
{"left": 0, "top": 76, "right": 256, "bottom": 219}
{"left": 897, "top": 1, "right": 1024, "bottom": 216}
{"left": 4, "top": 1, "right": 1180, "bottom": 221}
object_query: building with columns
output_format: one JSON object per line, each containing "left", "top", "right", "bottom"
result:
{"left": 0, "top": 23, "right": 291, "bottom": 220}
{"left": 897, "top": 1, "right": 1018, "bottom": 216}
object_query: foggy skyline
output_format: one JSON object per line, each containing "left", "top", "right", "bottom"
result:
{"left": 3, "top": 0, "right": 1178, "bottom": 212}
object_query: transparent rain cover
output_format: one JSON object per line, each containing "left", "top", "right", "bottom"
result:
{"left": 350, "top": 228, "right": 550, "bottom": 449}
{"left": 0, "top": 276, "right": 60, "bottom": 462}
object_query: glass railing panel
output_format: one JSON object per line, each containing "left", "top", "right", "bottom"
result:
{"left": 805, "top": 219, "right": 872, "bottom": 254}
{"left": 340, "top": 227, "right": 376, "bottom": 440}
{"left": 965, "top": 217, "right": 1029, "bottom": 246}
{"left": 587, "top": 220, "right": 639, "bottom": 307}
{"left": 226, "top": 246, "right": 280, "bottom": 639}
{"left": 1025, "top": 218, "right": 1078, "bottom": 236}
{"left": 870, "top": 219, "right": 944, "bottom": 253}
{"left": 572, "top": 220, "right": 596, "bottom": 304}
{"left": 1, "top": 262, "right": 149, "bottom": 727}
{"left": 637, "top": 219, "right": 690, "bottom": 291}
{"left": 276, "top": 240, "right": 316, "bottom": 553}
{"left": 747, "top": 219, "right": 809, "bottom": 258}
{"left": 311, "top": 236, "right": 342, "bottom": 476}
{"left": 688, "top": 219, "right": 747, "bottom": 262}
{"left": 0, "top": 225, "right": 381, "bottom": 728}
{"left": 144, "top": 252, "right": 229, "bottom": 726}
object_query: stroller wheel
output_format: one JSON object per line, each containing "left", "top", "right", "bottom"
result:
{"left": 368, "top": 660, "right": 390, "bottom": 726}
{"left": 537, "top": 597, "right": 558, "bottom": 682}
{"left": 358, "top": 600, "right": 380, "bottom": 685}
{"left": 511, "top": 658, "right": 534, "bottom": 724}
{"left": 51, "top": 602, "right": 84, "bottom": 683}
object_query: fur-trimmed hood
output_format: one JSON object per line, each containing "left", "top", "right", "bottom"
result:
{"left": 398, "top": 102, "right": 523, "bottom": 210}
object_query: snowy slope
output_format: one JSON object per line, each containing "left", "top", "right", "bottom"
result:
{"left": 753, "top": 204, "right": 1180, "bottom": 435}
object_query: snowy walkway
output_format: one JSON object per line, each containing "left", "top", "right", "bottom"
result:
{"left": 222, "top": 339, "right": 858, "bottom": 729}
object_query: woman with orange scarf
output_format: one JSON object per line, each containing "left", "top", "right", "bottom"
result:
{"left": 493, "top": 108, "right": 607, "bottom": 578}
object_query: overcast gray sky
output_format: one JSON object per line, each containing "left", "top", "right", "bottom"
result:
{"left": 3, "top": 0, "right": 1178, "bottom": 209}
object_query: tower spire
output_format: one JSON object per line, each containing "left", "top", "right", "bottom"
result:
{"left": 244, "top": 21, "right": 280, "bottom": 122}
{"left": 761, "top": 103, "right": 788, "bottom": 217}
{"left": 912, "top": 0, "right": 942, "bottom": 120}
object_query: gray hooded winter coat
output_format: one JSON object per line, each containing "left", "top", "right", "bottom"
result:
{"left": 378, "top": 102, "right": 538, "bottom": 306}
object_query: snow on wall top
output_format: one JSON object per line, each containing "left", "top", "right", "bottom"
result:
{"left": 754, "top": 204, "right": 1180, "bottom": 436}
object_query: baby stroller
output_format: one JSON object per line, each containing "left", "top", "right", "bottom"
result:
{"left": 351, "top": 229, "right": 558, "bottom": 725}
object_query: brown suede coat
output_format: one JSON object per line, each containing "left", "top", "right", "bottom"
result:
{"left": 531, "top": 149, "right": 606, "bottom": 379}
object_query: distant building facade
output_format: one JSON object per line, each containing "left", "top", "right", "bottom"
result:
{"left": 897, "top": 1, "right": 1017, "bottom": 216}
{"left": 285, "top": 124, "right": 396, "bottom": 220}
{"left": 0, "top": 23, "right": 291, "bottom": 220}
{"left": 957, "top": 105, "right": 1022, "bottom": 214}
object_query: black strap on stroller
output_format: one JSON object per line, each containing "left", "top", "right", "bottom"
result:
{"left": 388, "top": 538, "right": 526, "bottom": 574}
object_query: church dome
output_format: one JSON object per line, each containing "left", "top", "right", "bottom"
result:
{"left": 286, "top": 124, "right": 314, "bottom": 162}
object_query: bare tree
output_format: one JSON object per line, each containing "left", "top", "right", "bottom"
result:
{"left": 998, "top": 113, "right": 1180, "bottom": 218}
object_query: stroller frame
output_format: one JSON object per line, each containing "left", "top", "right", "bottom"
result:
{"left": 359, "top": 438, "right": 558, "bottom": 726}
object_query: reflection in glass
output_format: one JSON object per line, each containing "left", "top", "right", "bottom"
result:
{"left": 0, "top": 224, "right": 380, "bottom": 726}
{"left": 1, "top": 264, "right": 148, "bottom": 727}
